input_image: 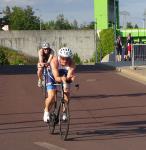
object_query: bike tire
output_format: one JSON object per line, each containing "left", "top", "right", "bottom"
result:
{"left": 59, "top": 101, "right": 70, "bottom": 141}
{"left": 42, "top": 68, "right": 47, "bottom": 99}
{"left": 48, "top": 100, "right": 57, "bottom": 134}
{"left": 42, "top": 84, "right": 47, "bottom": 98}
{"left": 43, "top": 71, "right": 47, "bottom": 98}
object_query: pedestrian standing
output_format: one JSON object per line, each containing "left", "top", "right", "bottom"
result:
{"left": 116, "top": 36, "right": 123, "bottom": 62}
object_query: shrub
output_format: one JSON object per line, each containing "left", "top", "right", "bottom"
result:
{"left": 91, "top": 28, "right": 115, "bottom": 62}
{"left": 0, "top": 49, "right": 9, "bottom": 65}
{"left": 73, "top": 53, "right": 82, "bottom": 64}
{"left": 0, "top": 46, "right": 38, "bottom": 65}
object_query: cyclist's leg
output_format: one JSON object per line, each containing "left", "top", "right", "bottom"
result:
{"left": 43, "top": 85, "right": 56, "bottom": 122}
{"left": 64, "top": 91, "right": 70, "bottom": 103}
{"left": 63, "top": 82, "right": 71, "bottom": 101}
{"left": 62, "top": 89, "right": 70, "bottom": 121}
{"left": 44, "top": 89, "right": 56, "bottom": 112}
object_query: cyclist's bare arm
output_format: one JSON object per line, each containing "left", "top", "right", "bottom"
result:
{"left": 38, "top": 49, "right": 43, "bottom": 63}
{"left": 67, "top": 60, "right": 76, "bottom": 82}
{"left": 47, "top": 54, "right": 53, "bottom": 63}
{"left": 47, "top": 49, "right": 54, "bottom": 63}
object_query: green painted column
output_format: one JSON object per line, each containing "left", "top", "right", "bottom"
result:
{"left": 94, "top": 0, "right": 108, "bottom": 30}
{"left": 94, "top": 0, "right": 119, "bottom": 30}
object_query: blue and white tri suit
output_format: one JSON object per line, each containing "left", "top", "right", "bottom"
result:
{"left": 45, "top": 58, "right": 70, "bottom": 91}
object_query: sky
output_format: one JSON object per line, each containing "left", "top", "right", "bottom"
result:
{"left": 0, "top": 0, "right": 146, "bottom": 27}
{"left": 119, "top": 0, "right": 146, "bottom": 28}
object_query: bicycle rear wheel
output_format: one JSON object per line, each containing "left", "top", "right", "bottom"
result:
{"left": 59, "top": 101, "right": 70, "bottom": 140}
{"left": 42, "top": 83, "right": 47, "bottom": 98}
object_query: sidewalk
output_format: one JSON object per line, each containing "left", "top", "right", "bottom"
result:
{"left": 104, "top": 61, "right": 146, "bottom": 85}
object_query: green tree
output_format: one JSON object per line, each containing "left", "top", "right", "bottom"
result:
{"left": 3, "top": 6, "right": 40, "bottom": 30}
{"left": 97, "top": 28, "right": 114, "bottom": 61}
{"left": 43, "top": 20, "right": 56, "bottom": 30}
{"left": 55, "top": 14, "right": 72, "bottom": 30}
{"left": 2, "top": 6, "right": 94, "bottom": 30}
{"left": 73, "top": 53, "right": 82, "bottom": 64}
{"left": 71, "top": 20, "right": 78, "bottom": 29}
{"left": 134, "top": 24, "right": 139, "bottom": 28}
{"left": 2, "top": 6, "right": 11, "bottom": 26}
{"left": 80, "top": 22, "right": 94, "bottom": 29}
{"left": 126, "top": 22, "right": 133, "bottom": 28}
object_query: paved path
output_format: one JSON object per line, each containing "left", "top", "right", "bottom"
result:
{"left": 103, "top": 61, "right": 146, "bottom": 85}
{"left": 0, "top": 65, "right": 146, "bottom": 150}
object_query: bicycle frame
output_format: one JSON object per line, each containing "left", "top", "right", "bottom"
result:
{"left": 47, "top": 83, "right": 70, "bottom": 140}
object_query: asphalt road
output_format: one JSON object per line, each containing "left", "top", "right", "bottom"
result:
{"left": 0, "top": 65, "right": 146, "bottom": 150}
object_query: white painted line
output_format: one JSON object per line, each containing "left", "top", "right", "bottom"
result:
{"left": 86, "top": 79, "right": 97, "bottom": 82}
{"left": 34, "top": 142, "right": 67, "bottom": 150}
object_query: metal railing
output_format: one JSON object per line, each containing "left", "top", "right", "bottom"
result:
{"left": 132, "top": 44, "right": 146, "bottom": 68}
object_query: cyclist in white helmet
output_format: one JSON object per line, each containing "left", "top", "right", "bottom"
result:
{"left": 43, "top": 47, "right": 76, "bottom": 122}
{"left": 37, "top": 42, "right": 54, "bottom": 87}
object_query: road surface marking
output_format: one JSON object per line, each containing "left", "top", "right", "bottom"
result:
{"left": 34, "top": 142, "right": 67, "bottom": 150}
{"left": 86, "top": 79, "right": 97, "bottom": 82}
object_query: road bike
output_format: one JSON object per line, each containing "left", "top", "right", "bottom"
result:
{"left": 42, "top": 66, "right": 79, "bottom": 140}
{"left": 47, "top": 82, "right": 70, "bottom": 140}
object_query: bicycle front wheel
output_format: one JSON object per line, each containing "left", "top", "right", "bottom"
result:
{"left": 48, "top": 101, "right": 57, "bottom": 134}
{"left": 59, "top": 101, "right": 70, "bottom": 140}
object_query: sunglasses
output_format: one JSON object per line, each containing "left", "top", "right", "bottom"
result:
{"left": 60, "top": 57, "right": 70, "bottom": 61}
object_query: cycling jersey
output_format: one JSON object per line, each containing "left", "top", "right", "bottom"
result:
{"left": 57, "top": 56, "right": 70, "bottom": 76}
{"left": 45, "top": 57, "right": 71, "bottom": 90}
{"left": 45, "top": 69, "right": 57, "bottom": 90}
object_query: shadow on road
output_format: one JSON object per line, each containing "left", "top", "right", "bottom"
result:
{"left": 68, "top": 119, "right": 146, "bottom": 141}
{"left": 72, "top": 92, "right": 146, "bottom": 100}
{"left": 0, "top": 65, "right": 37, "bottom": 75}
{"left": 0, "top": 64, "right": 115, "bottom": 75}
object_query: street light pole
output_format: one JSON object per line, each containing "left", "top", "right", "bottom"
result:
{"left": 114, "top": 0, "right": 117, "bottom": 63}
{"left": 0, "top": 11, "right": 3, "bottom": 27}
{"left": 36, "top": 9, "right": 41, "bottom": 30}
{"left": 93, "top": 20, "right": 98, "bottom": 64}
{"left": 39, "top": 15, "right": 42, "bottom": 31}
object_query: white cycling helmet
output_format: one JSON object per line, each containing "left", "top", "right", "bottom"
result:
{"left": 58, "top": 47, "right": 73, "bottom": 58}
{"left": 41, "top": 42, "right": 50, "bottom": 49}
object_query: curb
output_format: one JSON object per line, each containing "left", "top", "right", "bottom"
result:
{"left": 116, "top": 67, "right": 146, "bottom": 85}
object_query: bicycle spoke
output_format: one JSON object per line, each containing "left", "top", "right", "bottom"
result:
{"left": 59, "top": 102, "right": 70, "bottom": 140}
